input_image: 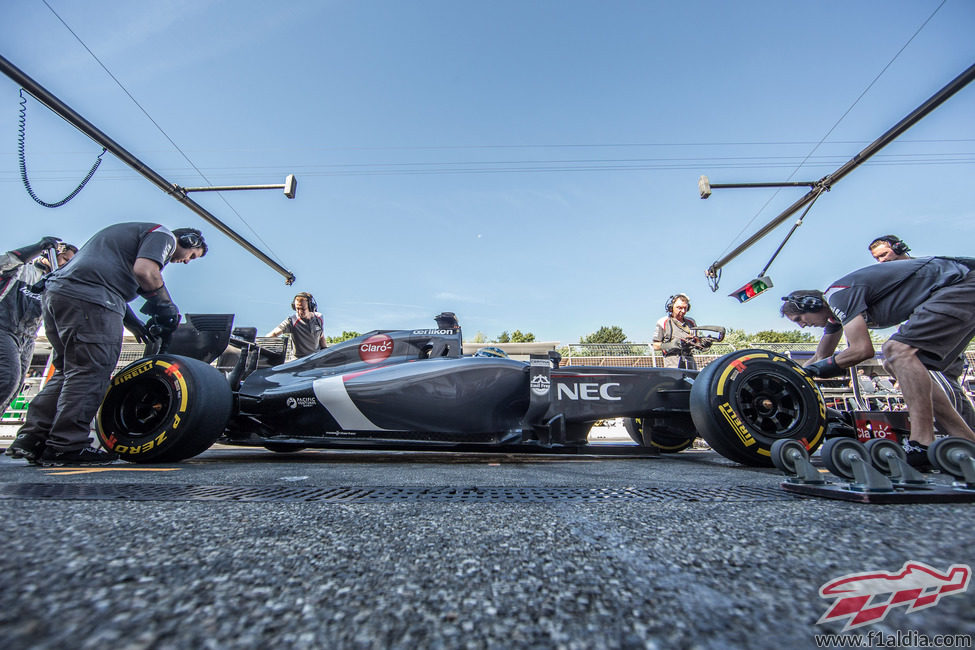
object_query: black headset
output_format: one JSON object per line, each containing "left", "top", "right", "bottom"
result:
{"left": 782, "top": 293, "right": 825, "bottom": 313}
{"left": 665, "top": 293, "right": 690, "bottom": 315}
{"left": 174, "top": 229, "right": 205, "bottom": 249}
{"left": 292, "top": 292, "right": 317, "bottom": 312}
{"left": 871, "top": 234, "right": 910, "bottom": 256}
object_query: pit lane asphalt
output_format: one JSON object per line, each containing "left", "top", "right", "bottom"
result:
{"left": 1, "top": 443, "right": 973, "bottom": 649}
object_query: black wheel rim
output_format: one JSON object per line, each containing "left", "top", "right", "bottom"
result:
{"left": 112, "top": 378, "right": 175, "bottom": 437}
{"left": 733, "top": 372, "right": 803, "bottom": 438}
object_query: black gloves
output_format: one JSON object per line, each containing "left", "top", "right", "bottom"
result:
{"left": 804, "top": 355, "right": 846, "bottom": 379}
{"left": 138, "top": 284, "right": 181, "bottom": 332}
{"left": 123, "top": 305, "right": 157, "bottom": 344}
{"left": 11, "top": 236, "right": 60, "bottom": 262}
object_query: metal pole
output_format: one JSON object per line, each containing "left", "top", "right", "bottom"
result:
{"left": 706, "top": 61, "right": 975, "bottom": 278}
{"left": 0, "top": 54, "right": 296, "bottom": 285}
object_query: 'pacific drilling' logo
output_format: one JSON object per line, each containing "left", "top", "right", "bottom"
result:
{"left": 530, "top": 374, "right": 550, "bottom": 396}
{"left": 817, "top": 561, "right": 971, "bottom": 631}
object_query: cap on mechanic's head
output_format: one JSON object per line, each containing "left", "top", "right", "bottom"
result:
{"left": 435, "top": 311, "right": 459, "bottom": 330}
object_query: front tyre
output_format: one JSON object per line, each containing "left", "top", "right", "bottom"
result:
{"left": 97, "top": 355, "right": 233, "bottom": 463}
{"left": 689, "top": 349, "right": 826, "bottom": 467}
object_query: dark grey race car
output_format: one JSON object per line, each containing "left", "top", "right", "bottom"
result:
{"left": 95, "top": 315, "right": 828, "bottom": 466}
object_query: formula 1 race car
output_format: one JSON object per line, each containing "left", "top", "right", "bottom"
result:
{"left": 95, "top": 315, "right": 830, "bottom": 466}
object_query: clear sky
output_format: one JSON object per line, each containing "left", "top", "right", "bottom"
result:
{"left": 2, "top": 1, "right": 974, "bottom": 344}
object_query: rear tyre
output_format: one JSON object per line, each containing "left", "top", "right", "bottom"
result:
{"left": 689, "top": 349, "right": 827, "bottom": 467}
{"left": 622, "top": 418, "right": 696, "bottom": 453}
{"left": 97, "top": 355, "right": 233, "bottom": 463}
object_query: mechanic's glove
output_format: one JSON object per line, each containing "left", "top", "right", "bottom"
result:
{"left": 138, "top": 284, "right": 181, "bottom": 331}
{"left": 10, "top": 236, "right": 61, "bottom": 262}
{"left": 804, "top": 355, "right": 847, "bottom": 379}
{"left": 123, "top": 305, "right": 157, "bottom": 344}
{"left": 701, "top": 339, "right": 713, "bottom": 349}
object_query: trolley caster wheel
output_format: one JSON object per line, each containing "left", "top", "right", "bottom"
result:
{"left": 928, "top": 438, "right": 975, "bottom": 483}
{"left": 820, "top": 438, "right": 867, "bottom": 480}
{"left": 820, "top": 438, "right": 894, "bottom": 492}
{"left": 865, "top": 437, "right": 928, "bottom": 485}
{"left": 771, "top": 439, "right": 808, "bottom": 474}
{"left": 864, "top": 438, "right": 904, "bottom": 475}
{"left": 771, "top": 439, "right": 825, "bottom": 484}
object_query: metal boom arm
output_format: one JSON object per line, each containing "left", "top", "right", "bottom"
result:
{"left": 706, "top": 61, "right": 975, "bottom": 279}
{"left": 0, "top": 54, "right": 296, "bottom": 285}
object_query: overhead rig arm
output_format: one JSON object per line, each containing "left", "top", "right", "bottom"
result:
{"left": 703, "top": 61, "right": 975, "bottom": 284}
{"left": 0, "top": 54, "right": 296, "bottom": 285}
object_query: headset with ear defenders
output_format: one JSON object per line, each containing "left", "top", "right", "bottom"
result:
{"left": 782, "top": 293, "right": 825, "bottom": 313}
{"left": 291, "top": 292, "right": 317, "bottom": 312}
{"left": 171, "top": 228, "right": 206, "bottom": 250}
{"left": 871, "top": 234, "right": 910, "bottom": 256}
{"left": 665, "top": 293, "right": 691, "bottom": 315}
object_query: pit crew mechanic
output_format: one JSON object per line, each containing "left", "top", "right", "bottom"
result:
{"left": 1, "top": 237, "right": 76, "bottom": 422}
{"left": 13, "top": 222, "right": 207, "bottom": 466}
{"left": 653, "top": 293, "right": 708, "bottom": 370}
{"left": 267, "top": 292, "right": 327, "bottom": 358}
{"left": 866, "top": 234, "right": 975, "bottom": 430}
{"left": 782, "top": 256, "right": 975, "bottom": 467}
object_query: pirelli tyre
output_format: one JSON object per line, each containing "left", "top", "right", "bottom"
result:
{"left": 622, "top": 418, "right": 696, "bottom": 453}
{"left": 97, "top": 355, "right": 233, "bottom": 463}
{"left": 689, "top": 349, "right": 826, "bottom": 467}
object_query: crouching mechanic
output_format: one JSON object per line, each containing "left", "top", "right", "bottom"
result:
{"left": 13, "top": 223, "right": 207, "bottom": 466}
{"left": 782, "top": 256, "right": 975, "bottom": 468}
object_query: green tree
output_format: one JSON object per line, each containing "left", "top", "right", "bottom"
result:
{"left": 510, "top": 330, "right": 535, "bottom": 343}
{"left": 750, "top": 329, "right": 816, "bottom": 343}
{"left": 722, "top": 327, "right": 750, "bottom": 349}
{"left": 495, "top": 331, "right": 510, "bottom": 343}
{"left": 580, "top": 326, "right": 627, "bottom": 344}
{"left": 326, "top": 331, "right": 361, "bottom": 344}
{"left": 469, "top": 331, "right": 487, "bottom": 344}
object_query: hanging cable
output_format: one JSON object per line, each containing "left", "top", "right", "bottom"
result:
{"left": 18, "top": 89, "right": 106, "bottom": 208}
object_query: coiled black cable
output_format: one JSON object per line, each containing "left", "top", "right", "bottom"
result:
{"left": 18, "top": 88, "right": 106, "bottom": 208}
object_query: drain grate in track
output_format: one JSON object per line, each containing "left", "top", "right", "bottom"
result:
{"left": 0, "top": 483, "right": 794, "bottom": 503}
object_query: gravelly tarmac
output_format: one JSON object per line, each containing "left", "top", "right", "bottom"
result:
{"left": 0, "top": 446, "right": 973, "bottom": 649}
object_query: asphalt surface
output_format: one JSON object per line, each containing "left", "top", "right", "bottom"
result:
{"left": 0, "top": 442, "right": 973, "bottom": 649}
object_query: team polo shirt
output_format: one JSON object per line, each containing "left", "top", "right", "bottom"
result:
{"left": 44, "top": 222, "right": 175, "bottom": 315}
{"left": 824, "top": 256, "right": 975, "bottom": 328}
{"left": 276, "top": 313, "right": 326, "bottom": 357}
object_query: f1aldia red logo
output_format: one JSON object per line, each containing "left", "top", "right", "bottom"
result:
{"left": 817, "top": 561, "right": 971, "bottom": 631}
{"left": 359, "top": 334, "right": 394, "bottom": 364}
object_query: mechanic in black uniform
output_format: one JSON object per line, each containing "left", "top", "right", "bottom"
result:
{"left": 865, "top": 234, "right": 975, "bottom": 430}
{"left": 13, "top": 223, "right": 207, "bottom": 466}
{"left": 782, "top": 256, "right": 975, "bottom": 468}
{"left": 653, "top": 293, "right": 707, "bottom": 370}
{"left": 268, "top": 292, "right": 327, "bottom": 358}
{"left": 1, "top": 238, "right": 76, "bottom": 429}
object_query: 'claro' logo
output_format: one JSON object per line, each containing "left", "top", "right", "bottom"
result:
{"left": 359, "top": 334, "right": 394, "bottom": 364}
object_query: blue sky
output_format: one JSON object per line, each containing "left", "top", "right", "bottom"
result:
{"left": 2, "top": 1, "right": 974, "bottom": 344}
